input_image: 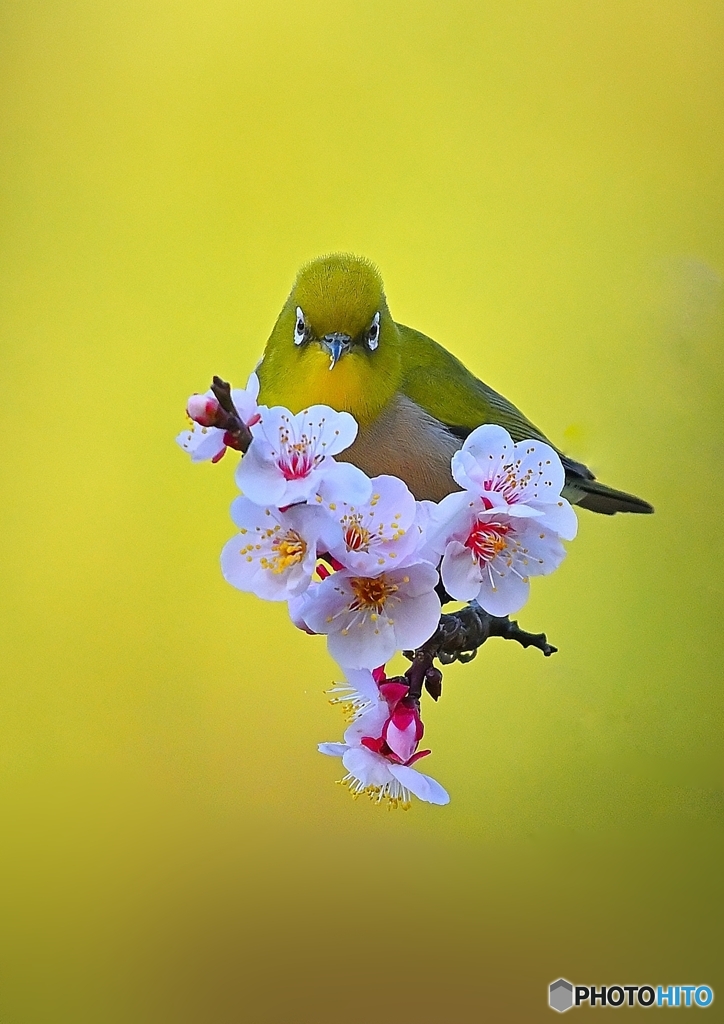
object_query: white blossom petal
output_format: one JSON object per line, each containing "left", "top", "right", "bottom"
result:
{"left": 327, "top": 616, "right": 398, "bottom": 671}
{"left": 388, "top": 764, "right": 450, "bottom": 805}
{"left": 475, "top": 567, "right": 530, "bottom": 616}
{"left": 315, "top": 460, "right": 372, "bottom": 507}
{"left": 237, "top": 405, "right": 360, "bottom": 508}
{"left": 302, "top": 564, "right": 441, "bottom": 670}
{"left": 318, "top": 742, "right": 348, "bottom": 757}
{"left": 440, "top": 541, "right": 483, "bottom": 602}
{"left": 534, "top": 498, "right": 578, "bottom": 541}
{"left": 228, "top": 371, "right": 262, "bottom": 426}
{"left": 221, "top": 499, "right": 324, "bottom": 601}
{"left": 386, "top": 585, "right": 441, "bottom": 651}
{"left": 321, "top": 474, "right": 420, "bottom": 574}
{"left": 302, "top": 405, "right": 358, "bottom": 456}
{"left": 234, "top": 439, "right": 287, "bottom": 505}
{"left": 512, "top": 440, "right": 567, "bottom": 502}
{"left": 344, "top": 702, "right": 389, "bottom": 745}
{"left": 176, "top": 424, "right": 227, "bottom": 462}
{"left": 342, "top": 745, "right": 393, "bottom": 789}
{"left": 342, "top": 669, "right": 382, "bottom": 703}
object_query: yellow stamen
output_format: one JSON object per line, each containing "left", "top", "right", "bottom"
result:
{"left": 259, "top": 529, "right": 307, "bottom": 574}
{"left": 348, "top": 573, "right": 398, "bottom": 614}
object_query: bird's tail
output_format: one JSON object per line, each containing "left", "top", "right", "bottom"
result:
{"left": 571, "top": 478, "right": 654, "bottom": 516}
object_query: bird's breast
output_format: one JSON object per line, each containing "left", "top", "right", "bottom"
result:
{"left": 336, "top": 393, "right": 461, "bottom": 502}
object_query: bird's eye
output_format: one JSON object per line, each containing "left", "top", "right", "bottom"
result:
{"left": 294, "top": 306, "right": 306, "bottom": 346}
{"left": 367, "top": 312, "right": 380, "bottom": 351}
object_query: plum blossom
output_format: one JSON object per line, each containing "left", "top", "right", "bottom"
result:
{"left": 221, "top": 497, "right": 327, "bottom": 601}
{"left": 319, "top": 475, "right": 422, "bottom": 574}
{"left": 319, "top": 700, "right": 449, "bottom": 808}
{"left": 326, "top": 667, "right": 382, "bottom": 722}
{"left": 421, "top": 425, "right": 577, "bottom": 615}
{"left": 236, "top": 405, "right": 371, "bottom": 508}
{"left": 176, "top": 373, "right": 262, "bottom": 463}
{"left": 375, "top": 679, "right": 425, "bottom": 764}
{"left": 176, "top": 420, "right": 228, "bottom": 463}
{"left": 433, "top": 499, "right": 567, "bottom": 615}
{"left": 450, "top": 424, "right": 578, "bottom": 540}
{"left": 302, "top": 562, "right": 441, "bottom": 670}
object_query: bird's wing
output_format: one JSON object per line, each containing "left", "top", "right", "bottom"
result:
{"left": 396, "top": 322, "right": 592, "bottom": 477}
{"left": 396, "top": 323, "right": 655, "bottom": 514}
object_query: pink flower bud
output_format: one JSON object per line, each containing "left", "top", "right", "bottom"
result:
{"left": 186, "top": 393, "right": 220, "bottom": 426}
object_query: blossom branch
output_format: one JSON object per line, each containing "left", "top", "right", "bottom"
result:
{"left": 210, "top": 376, "right": 253, "bottom": 452}
{"left": 403, "top": 601, "right": 557, "bottom": 701}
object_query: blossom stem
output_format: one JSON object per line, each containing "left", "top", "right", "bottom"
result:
{"left": 210, "top": 376, "right": 253, "bottom": 452}
{"left": 403, "top": 600, "right": 557, "bottom": 700}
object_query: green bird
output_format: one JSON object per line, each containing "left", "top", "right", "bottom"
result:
{"left": 255, "top": 253, "right": 653, "bottom": 514}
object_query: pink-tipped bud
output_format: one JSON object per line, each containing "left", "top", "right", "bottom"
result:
{"left": 186, "top": 393, "right": 220, "bottom": 426}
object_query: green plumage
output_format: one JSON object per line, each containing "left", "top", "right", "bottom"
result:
{"left": 395, "top": 323, "right": 652, "bottom": 514}
{"left": 257, "top": 254, "right": 653, "bottom": 515}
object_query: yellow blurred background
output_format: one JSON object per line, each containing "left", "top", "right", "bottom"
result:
{"left": 1, "top": 1, "right": 722, "bottom": 1020}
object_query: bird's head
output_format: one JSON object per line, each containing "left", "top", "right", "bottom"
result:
{"left": 258, "top": 254, "right": 402, "bottom": 425}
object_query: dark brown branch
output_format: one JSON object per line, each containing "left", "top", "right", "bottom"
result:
{"left": 403, "top": 601, "right": 557, "bottom": 701}
{"left": 210, "top": 376, "right": 253, "bottom": 452}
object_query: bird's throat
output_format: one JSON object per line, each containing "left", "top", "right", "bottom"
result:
{"left": 259, "top": 343, "right": 400, "bottom": 428}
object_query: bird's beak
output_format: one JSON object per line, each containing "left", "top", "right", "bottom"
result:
{"left": 321, "top": 333, "right": 352, "bottom": 369}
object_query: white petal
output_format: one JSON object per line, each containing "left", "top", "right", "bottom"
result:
{"left": 300, "top": 576, "right": 351, "bottom": 635}
{"left": 230, "top": 375, "right": 260, "bottom": 424}
{"left": 251, "top": 405, "right": 290, "bottom": 446}
{"left": 176, "top": 425, "right": 226, "bottom": 462}
{"left": 450, "top": 446, "right": 489, "bottom": 491}
{"left": 318, "top": 742, "right": 348, "bottom": 757}
{"left": 303, "top": 406, "right": 359, "bottom": 456}
{"left": 476, "top": 566, "right": 530, "bottom": 616}
{"left": 524, "top": 532, "right": 569, "bottom": 581}
{"left": 220, "top": 535, "right": 292, "bottom": 601}
{"left": 234, "top": 439, "right": 287, "bottom": 505}
{"left": 316, "top": 459, "right": 372, "bottom": 506}
{"left": 327, "top": 618, "right": 398, "bottom": 671}
{"left": 228, "top": 494, "right": 267, "bottom": 530}
{"left": 395, "top": 560, "right": 439, "bottom": 598}
{"left": 321, "top": 473, "right": 420, "bottom": 574}
{"left": 389, "top": 764, "right": 450, "bottom": 805}
{"left": 389, "top": 588, "right": 441, "bottom": 652}
{"left": 288, "top": 590, "right": 315, "bottom": 632}
{"left": 221, "top": 500, "right": 320, "bottom": 601}
{"left": 455, "top": 425, "right": 515, "bottom": 490}
{"left": 440, "top": 541, "right": 483, "bottom": 602}
{"left": 512, "top": 440, "right": 566, "bottom": 501}
{"left": 343, "top": 668, "right": 381, "bottom": 702}
{"left": 532, "top": 498, "right": 578, "bottom": 540}
{"left": 344, "top": 702, "right": 389, "bottom": 745}
{"left": 274, "top": 473, "right": 319, "bottom": 506}
{"left": 245, "top": 371, "right": 260, "bottom": 401}
{"left": 368, "top": 475, "right": 417, "bottom": 523}
{"left": 342, "top": 745, "right": 394, "bottom": 789}
{"left": 425, "top": 492, "right": 478, "bottom": 555}
{"left": 462, "top": 423, "right": 514, "bottom": 456}
{"left": 490, "top": 502, "right": 543, "bottom": 519}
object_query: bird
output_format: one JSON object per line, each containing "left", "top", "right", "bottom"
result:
{"left": 255, "top": 253, "right": 653, "bottom": 514}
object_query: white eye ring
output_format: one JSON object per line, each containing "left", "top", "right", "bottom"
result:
{"left": 294, "top": 306, "right": 306, "bottom": 346}
{"left": 368, "top": 311, "right": 380, "bottom": 351}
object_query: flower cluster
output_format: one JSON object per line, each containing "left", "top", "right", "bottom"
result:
{"left": 178, "top": 381, "right": 577, "bottom": 807}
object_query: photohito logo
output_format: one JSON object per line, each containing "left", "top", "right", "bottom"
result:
{"left": 548, "top": 979, "right": 714, "bottom": 1012}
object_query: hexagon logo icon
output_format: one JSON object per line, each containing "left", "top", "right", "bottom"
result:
{"left": 549, "top": 978, "right": 574, "bottom": 1012}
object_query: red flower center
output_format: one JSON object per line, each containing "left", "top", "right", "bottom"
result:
{"left": 465, "top": 520, "right": 511, "bottom": 564}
